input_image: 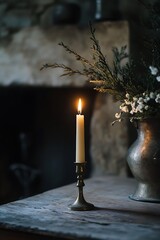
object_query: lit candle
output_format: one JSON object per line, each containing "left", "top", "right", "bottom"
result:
{"left": 76, "top": 98, "right": 85, "bottom": 163}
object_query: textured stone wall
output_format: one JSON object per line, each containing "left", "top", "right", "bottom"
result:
{"left": 91, "top": 94, "right": 129, "bottom": 177}
{"left": 0, "top": 21, "right": 128, "bottom": 87}
{"left": 0, "top": 0, "right": 129, "bottom": 175}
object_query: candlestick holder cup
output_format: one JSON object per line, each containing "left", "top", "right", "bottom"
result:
{"left": 70, "top": 162, "right": 95, "bottom": 211}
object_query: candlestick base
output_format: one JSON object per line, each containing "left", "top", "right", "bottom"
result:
{"left": 70, "top": 198, "right": 95, "bottom": 211}
{"left": 69, "top": 162, "right": 95, "bottom": 211}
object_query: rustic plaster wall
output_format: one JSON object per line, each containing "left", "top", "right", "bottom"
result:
{"left": 91, "top": 94, "right": 128, "bottom": 177}
{"left": 0, "top": 22, "right": 128, "bottom": 87}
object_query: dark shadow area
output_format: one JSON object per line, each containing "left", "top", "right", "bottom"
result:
{"left": 0, "top": 87, "right": 96, "bottom": 204}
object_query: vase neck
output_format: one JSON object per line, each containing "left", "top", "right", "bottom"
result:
{"left": 138, "top": 118, "right": 160, "bottom": 137}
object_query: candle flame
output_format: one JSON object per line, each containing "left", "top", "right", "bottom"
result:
{"left": 78, "top": 98, "right": 82, "bottom": 114}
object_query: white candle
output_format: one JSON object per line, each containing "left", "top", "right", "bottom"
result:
{"left": 76, "top": 98, "right": 85, "bottom": 163}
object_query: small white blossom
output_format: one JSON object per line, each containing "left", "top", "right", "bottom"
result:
{"left": 149, "top": 66, "right": 158, "bottom": 75}
{"left": 120, "top": 105, "right": 129, "bottom": 113}
{"left": 156, "top": 76, "right": 160, "bottom": 82}
{"left": 144, "top": 96, "right": 150, "bottom": 103}
{"left": 131, "top": 101, "right": 136, "bottom": 108}
{"left": 130, "top": 107, "right": 138, "bottom": 114}
{"left": 133, "top": 97, "right": 138, "bottom": 101}
{"left": 130, "top": 102, "right": 138, "bottom": 114}
{"left": 130, "top": 110, "right": 134, "bottom": 115}
{"left": 137, "top": 103, "right": 144, "bottom": 112}
{"left": 144, "top": 105, "right": 149, "bottom": 110}
{"left": 149, "top": 92, "right": 155, "bottom": 99}
{"left": 124, "top": 99, "right": 131, "bottom": 105}
{"left": 155, "top": 94, "right": 160, "bottom": 103}
{"left": 137, "top": 97, "right": 144, "bottom": 104}
{"left": 125, "top": 93, "right": 130, "bottom": 98}
{"left": 115, "top": 113, "right": 121, "bottom": 119}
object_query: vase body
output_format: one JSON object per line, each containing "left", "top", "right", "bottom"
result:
{"left": 127, "top": 118, "right": 160, "bottom": 203}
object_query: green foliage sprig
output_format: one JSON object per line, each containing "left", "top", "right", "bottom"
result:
{"left": 41, "top": 24, "right": 130, "bottom": 100}
{"left": 41, "top": 23, "right": 160, "bottom": 123}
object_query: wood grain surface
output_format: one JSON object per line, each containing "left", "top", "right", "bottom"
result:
{"left": 0, "top": 176, "right": 160, "bottom": 240}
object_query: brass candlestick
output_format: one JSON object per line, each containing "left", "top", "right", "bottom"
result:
{"left": 70, "top": 162, "right": 95, "bottom": 211}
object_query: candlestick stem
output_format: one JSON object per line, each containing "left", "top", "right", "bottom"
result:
{"left": 70, "top": 162, "right": 95, "bottom": 211}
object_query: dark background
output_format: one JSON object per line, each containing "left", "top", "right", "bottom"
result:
{"left": 0, "top": 87, "right": 96, "bottom": 204}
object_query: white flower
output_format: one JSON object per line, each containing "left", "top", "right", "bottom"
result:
{"left": 144, "top": 105, "right": 149, "bottom": 110}
{"left": 120, "top": 105, "right": 129, "bottom": 113}
{"left": 130, "top": 102, "right": 138, "bottom": 114}
{"left": 131, "top": 101, "right": 136, "bottom": 108}
{"left": 156, "top": 76, "right": 160, "bottom": 82}
{"left": 124, "top": 99, "right": 131, "bottom": 105}
{"left": 137, "top": 103, "right": 144, "bottom": 112}
{"left": 130, "top": 106, "right": 138, "bottom": 114}
{"left": 115, "top": 113, "right": 121, "bottom": 119}
{"left": 149, "top": 66, "right": 158, "bottom": 75}
{"left": 137, "top": 97, "right": 144, "bottom": 104}
{"left": 149, "top": 92, "right": 155, "bottom": 99}
{"left": 125, "top": 93, "right": 130, "bottom": 98}
{"left": 144, "top": 96, "right": 150, "bottom": 103}
{"left": 130, "top": 110, "right": 134, "bottom": 115}
{"left": 155, "top": 94, "right": 160, "bottom": 103}
{"left": 133, "top": 97, "right": 138, "bottom": 101}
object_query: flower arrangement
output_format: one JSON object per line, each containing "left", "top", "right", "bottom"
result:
{"left": 41, "top": 3, "right": 160, "bottom": 124}
{"left": 114, "top": 65, "right": 160, "bottom": 123}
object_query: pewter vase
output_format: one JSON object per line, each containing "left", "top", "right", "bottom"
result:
{"left": 127, "top": 118, "right": 160, "bottom": 203}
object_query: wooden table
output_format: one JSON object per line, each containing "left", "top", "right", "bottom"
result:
{"left": 0, "top": 176, "right": 160, "bottom": 240}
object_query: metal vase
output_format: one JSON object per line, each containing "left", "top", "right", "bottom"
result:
{"left": 127, "top": 118, "right": 160, "bottom": 203}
